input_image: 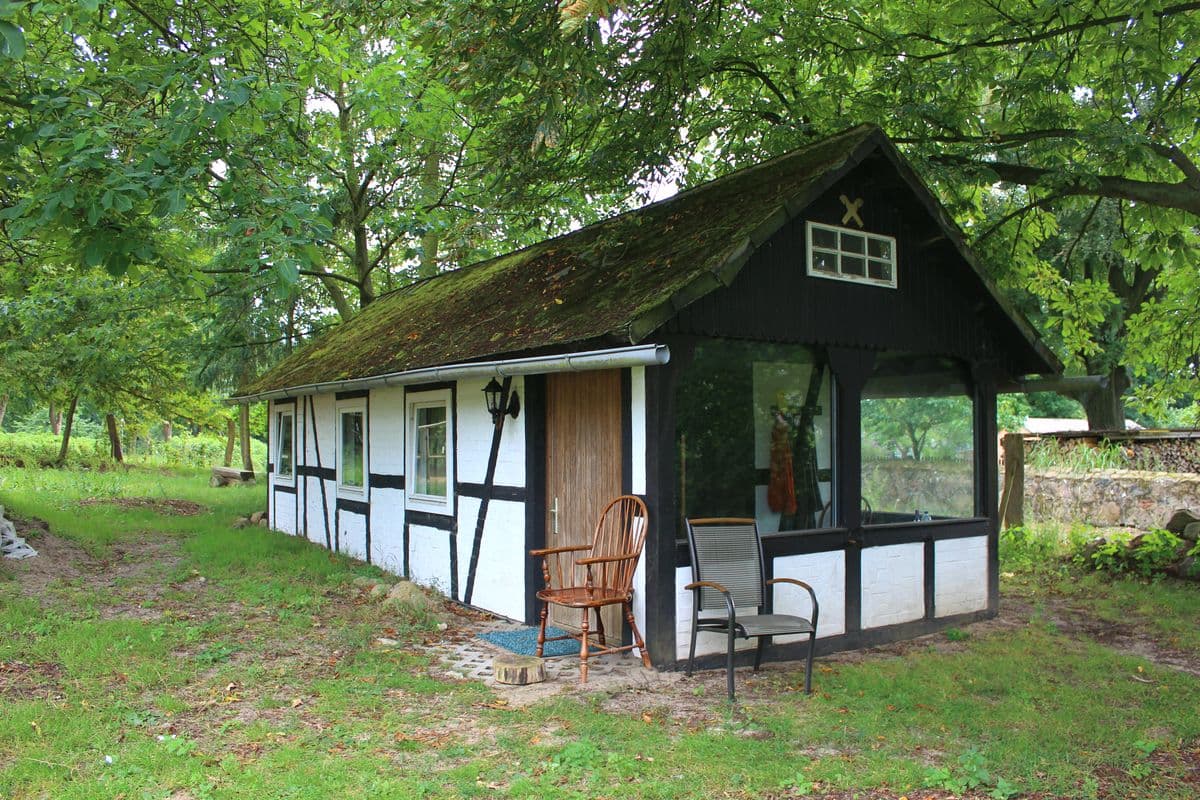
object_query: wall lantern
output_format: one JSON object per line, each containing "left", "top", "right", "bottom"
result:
{"left": 483, "top": 378, "right": 520, "bottom": 424}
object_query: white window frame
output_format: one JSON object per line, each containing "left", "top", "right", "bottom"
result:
{"left": 406, "top": 389, "right": 454, "bottom": 514}
{"left": 274, "top": 408, "right": 295, "bottom": 484}
{"left": 806, "top": 220, "right": 897, "bottom": 288}
{"left": 335, "top": 399, "right": 368, "bottom": 497}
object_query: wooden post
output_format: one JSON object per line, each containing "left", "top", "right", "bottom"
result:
{"left": 105, "top": 413, "right": 124, "bottom": 462}
{"left": 224, "top": 417, "right": 236, "bottom": 467}
{"left": 1000, "top": 432, "right": 1025, "bottom": 529}
{"left": 239, "top": 403, "right": 255, "bottom": 476}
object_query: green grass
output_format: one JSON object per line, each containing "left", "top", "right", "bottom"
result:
{"left": 2, "top": 464, "right": 1199, "bottom": 798}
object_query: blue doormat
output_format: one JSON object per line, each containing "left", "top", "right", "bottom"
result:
{"left": 478, "top": 626, "right": 580, "bottom": 658}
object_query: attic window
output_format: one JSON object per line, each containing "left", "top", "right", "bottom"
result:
{"left": 806, "top": 221, "right": 896, "bottom": 288}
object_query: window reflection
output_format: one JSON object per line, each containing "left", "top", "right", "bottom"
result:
{"left": 861, "top": 356, "right": 975, "bottom": 522}
{"left": 675, "top": 340, "right": 834, "bottom": 533}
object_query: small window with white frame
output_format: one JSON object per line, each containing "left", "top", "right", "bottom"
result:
{"left": 806, "top": 221, "right": 897, "bottom": 288}
{"left": 406, "top": 389, "right": 453, "bottom": 513}
{"left": 274, "top": 408, "right": 295, "bottom": 482}
{"left": 336, "top": 400, "right": 367, "bottom": 495}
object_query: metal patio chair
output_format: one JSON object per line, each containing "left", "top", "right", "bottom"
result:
{"left": 684, "top": 517, "right": 819, "bottom": 700}
{"left": 529, "top": 495, "right": 653, "bottom": 683}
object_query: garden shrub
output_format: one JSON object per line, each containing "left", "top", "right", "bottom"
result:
{"left": 1072, "top": 528, "right": 1184, "bottom": 577}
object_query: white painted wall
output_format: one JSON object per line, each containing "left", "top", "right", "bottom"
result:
{"left": 456, "top": 497, "right": 526, "bottom": 620}
{"left": 455, "top": 377, "right": 526, "bottom": 487}
{"left": 305, "top": 393, "right": 336, "bottom": 548}
{"left": 630, "top": 367, "right": 648, "bottom": 649}
{"left": 337, "top": 509, "right": 367, "bottom": 561}
{"left": 368, "top": 386, "right": 406, "bottom": 474}
{"left": 772, "top": 551, "right": 845, "bottom": 639}
{"left": 409, "top": 524, "right": 452, "bottom": 593}
{"left": 861, "top": 543, "right": 925, "bottom": 628}
{"left": 934, "top": 536, "right": 988, "bottom": 617}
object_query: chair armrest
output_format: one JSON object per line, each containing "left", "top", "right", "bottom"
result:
{"left": 575, "top": 551, "right": 639, "bottom": 566}
{"left": 767, "top": 577, "right": 819, "bottom": 626}
{"left": 684, "top": 580, "right": 736, "bottom": 622}
{"left": 528, "top": 544, "right": 591, "bottom": 558}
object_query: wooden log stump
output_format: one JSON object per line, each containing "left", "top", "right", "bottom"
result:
{"left": 210, "top": 466, "right": 256, "bottom": 487}
{"left": 493, "top": 655, "right": 546, "bottom": 685}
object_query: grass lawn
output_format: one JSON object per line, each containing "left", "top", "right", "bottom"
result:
{"left": 2, "top": 464, "right": 1199, "bottom": 799}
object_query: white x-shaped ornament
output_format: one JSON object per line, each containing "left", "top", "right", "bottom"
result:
{"left": 839, "top": 194, "right": 864, "bottom": 227}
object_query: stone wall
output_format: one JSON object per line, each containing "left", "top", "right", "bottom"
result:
{"left": 1024, "top": 468, "right": 1200, "bottom": 530}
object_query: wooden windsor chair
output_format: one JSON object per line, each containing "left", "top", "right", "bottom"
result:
{"left": 529, "top": 495, "right": 653, "bottom": 682}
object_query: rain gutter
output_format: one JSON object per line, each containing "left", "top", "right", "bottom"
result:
{"left": 228, "top": 344, "right": 671, "bottom": 404}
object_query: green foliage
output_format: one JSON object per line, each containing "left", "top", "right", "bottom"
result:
{"left": 1026, "top": 438, "right": 1154, "bottom": 473}
{"left": 1074, "top": 529, "right": 1184, "bottom": 578}
{"left": 0, "top": 431, "right": 266, "bottom": 470}
{"left": 999, "top": 525, "right": 1064, "bottom": 572}
{"left": 862, "top": 396, "right": 973, "bottom": 462}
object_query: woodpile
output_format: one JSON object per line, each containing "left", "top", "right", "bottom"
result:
{"left": 1147, "top": 440, "right": 1200, "bottom": 473}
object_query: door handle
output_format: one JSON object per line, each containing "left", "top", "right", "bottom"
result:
{"left": 551, "top": 497, "right": 559, "bottom": 535}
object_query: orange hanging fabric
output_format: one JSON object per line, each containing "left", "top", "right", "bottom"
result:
{"left": 767, "top": 411, "right": 797, "bottom": 514}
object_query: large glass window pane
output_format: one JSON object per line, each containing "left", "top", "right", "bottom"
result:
{"left": 861, "top": 356, "right": 975, "bottom": 522}
{"left": 340, "top": 410, "right": 364, "bottom": 489}
{"left": 413, "top": 405, "right": 447, "bottom": 497}
{"left": 276, "top": 412, "right": 294, "bottom": 479}
{"left": 675, "top": 340, "right": 834, "bottom": 534}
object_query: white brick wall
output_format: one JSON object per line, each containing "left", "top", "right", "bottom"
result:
{"left": 772, "top": 551, "right": 845, "bottom": 640}
{"left": 674, "top": 567, "right": 759, "bottom": 660}
{"left": 934, "top": 536, "right": 988, "bottom": 617}
{"left": 861, "top": 543, "right": 924, "bottom": 628}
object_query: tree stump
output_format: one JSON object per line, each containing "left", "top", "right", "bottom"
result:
{"left": 493, "top": 655, "right": 546, "bottom": 685}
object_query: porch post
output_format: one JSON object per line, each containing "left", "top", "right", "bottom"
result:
{"left": 826, "top": 347, "right": 875, "bottom": 637}
{"left": 973, "top": 363, "right": 1001, "bottom": 613}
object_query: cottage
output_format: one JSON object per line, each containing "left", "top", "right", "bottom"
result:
{"left": 233, "top": 125, "right": 1060, "bottom": 667}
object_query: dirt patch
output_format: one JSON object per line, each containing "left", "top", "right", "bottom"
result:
{"left": 0, "top": 660, "right": 65, "bottom": 701}
{"left": 4, "top": 515, "right": 183, "bottom": 607}
{"left": 79, "top": 497, "right": 205, "bottom": 516}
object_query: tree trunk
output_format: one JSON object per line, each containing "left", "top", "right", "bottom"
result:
{"left": 162, "top": 421, "right": 173, "bottom": 441}
{"left": 49, "top": 402, "right": 61, "bottom": 435}
{"left": 54, "top": 395, "right": 79, "bottom": 466}
{"left": 224, "top": 417, "right": 236, "bottom": 467}
{"left": 106, "top": 414, "right": 124, "bottom": 463}
{"left": 0, "top": 393, "right": 7, "bottom": 429}
{"left": 1080, "top": 367, "right": 1130, "bottom": 431}
{"left": 239, "top": 403, "right": 255, "bottom": 476}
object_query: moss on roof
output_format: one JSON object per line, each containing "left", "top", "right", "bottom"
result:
{"left": 238, "top": 125, "right": 972, "bottom": 396}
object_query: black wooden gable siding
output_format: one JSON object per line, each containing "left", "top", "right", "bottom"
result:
{"left": 665, "top": 159, "right": 1029, "bottom": 376}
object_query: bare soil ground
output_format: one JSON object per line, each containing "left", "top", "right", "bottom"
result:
{"left": 78, "top": 496, "right": 204, "bottom": 515}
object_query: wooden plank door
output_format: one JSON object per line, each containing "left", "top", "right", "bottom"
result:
{"left": 545, "top": 369, "right": 623, "bottom": 634}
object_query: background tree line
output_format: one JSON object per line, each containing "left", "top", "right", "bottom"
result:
{"left": 2, "top": 0, "right": 1198, "bottom": 461}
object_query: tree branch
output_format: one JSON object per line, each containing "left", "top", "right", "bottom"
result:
{"left": 935, "top": 156, "right": 1200, "bottom": 216}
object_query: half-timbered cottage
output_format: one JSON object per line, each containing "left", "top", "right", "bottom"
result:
{"left": 233, "top": 125, "right": 1060, "bottom": 667}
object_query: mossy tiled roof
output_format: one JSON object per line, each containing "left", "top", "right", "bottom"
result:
{"left": 238, "top": 124, "right": 1053, "bottom": 398}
